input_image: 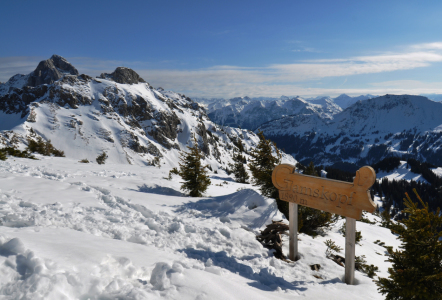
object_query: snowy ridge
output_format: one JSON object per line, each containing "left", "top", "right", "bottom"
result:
{"left": 331, "top": 94, "right": 376, "bottom": 109}
{"left": 205, "top": 96, "right": 341, "bottom": 131}
{"left": 259, "top": 94, "right": 442, "bottom": 167}
{"left": 375, "top": 161, "right": 429, "bottom": 183}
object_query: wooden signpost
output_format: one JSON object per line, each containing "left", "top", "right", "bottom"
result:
{"left": 272, "top": 164, "right": 376, "bottom": 285}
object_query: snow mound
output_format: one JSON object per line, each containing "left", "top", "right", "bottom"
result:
{"left": 139, "top": 184, "right": 183, "bottom": 196}
{"left": 178, "top": 189, "right": 282, "bottom": 229}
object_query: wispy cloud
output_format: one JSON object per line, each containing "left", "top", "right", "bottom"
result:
{"left": 291, "top": 47, "right": 322, "bottom": 53}
{"left": 0, "top": 56, "right": 44, "bottom": 82}
{"left": 2, "top": 42, "right": 442, "bottom": 97}
{"left": 410, "top": 42, "right": 442, "bottom": 51}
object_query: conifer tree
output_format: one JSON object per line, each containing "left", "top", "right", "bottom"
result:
{"left": 376, "top": 189, "right": 442, "bottom": 300}
{"left": 229, "top": 151, "right": 249, "bottom": 183}
{"left": 248, "top": 131, "right": 288, "bottom": 217}
{"left": 178, "top": 135, "right": 211, "bottom": 197}
{"left": 0, "top": 149, "right": 6, "bottom": 161}
{"left": 304, "top": 161, "right": 317, "bottom": 176}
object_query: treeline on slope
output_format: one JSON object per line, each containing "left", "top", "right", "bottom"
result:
{"left": 322, "top": 157, "right": 442, "bottom": 219}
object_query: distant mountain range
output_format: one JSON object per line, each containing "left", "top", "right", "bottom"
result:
{"left": 258, "top": 94, "right": 442, "bottom": 170}
{"left": 194, "top": 94, "right": 377, "bottom": 131}
{"left": 194, "top": 93, "right": 442, "bottom": 169}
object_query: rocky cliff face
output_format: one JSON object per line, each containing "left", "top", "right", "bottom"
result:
{"left": 27, "top": 54, "right": 79, "bottom": 87}
{"left": 98, "top": 67, "right": 146, "bottom": 85}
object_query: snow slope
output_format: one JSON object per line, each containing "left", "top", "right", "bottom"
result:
{"left": 0, "top": 156, "right": 400, "bottom": 299}
{"left": 376, "top": 161, "right": 428, "bottom": 183}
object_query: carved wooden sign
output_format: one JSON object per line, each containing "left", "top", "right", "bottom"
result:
{"left": 272, "top": 164, "right": 376, "bottom": 220}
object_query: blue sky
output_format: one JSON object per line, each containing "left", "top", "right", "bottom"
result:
{"left": 2, "top": 0, "right": 442, "bottom": 98}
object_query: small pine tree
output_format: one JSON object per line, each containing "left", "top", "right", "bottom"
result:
{"left": 248, "top": 131, "right": 288, "bottom": 217}
{"left": 376, "top": 189, "right": 442, "bottom": 299}
{"left": 96, "top": 151, "right": 108, "bottom": 165}
{"left": 0, "top": 149, "right": 7, "bottom": 161}
{"left": 178, "top": 135, "right": 211, "bottom": 197}
{"left": 229, "top": 151, "right": 249, "bottom": 183}
{"left": 304, "top": 161, "right": 317, "bottom": 176}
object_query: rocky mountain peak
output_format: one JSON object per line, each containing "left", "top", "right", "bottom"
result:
{"left": 27, "top": 54, "right": 79, "bottom": 87}
{"left": 98, "top": 67, "right": 146, "bottom": 85}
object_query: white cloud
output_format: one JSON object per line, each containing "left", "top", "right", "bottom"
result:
{"left": 2, "top": 42, "right": 442, "bottom": 97}
{"left": 410, "top": 42, "right": 442, "bottom": 50}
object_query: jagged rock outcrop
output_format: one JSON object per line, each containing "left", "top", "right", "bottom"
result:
{"left": 0, "top": 85, "right": 49, "bottom": 117}
{"left": 98, "top": 67, "right": 146, "bottom": 85}
{"left": 27, "top": 55, "right": 79, "bottom": 87}
{"left": 197, "top": 122, "right": 211, "bottom": 156}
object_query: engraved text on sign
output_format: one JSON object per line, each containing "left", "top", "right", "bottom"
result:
{"left": 272, "top": 164, "right": 376, "bottom": 220}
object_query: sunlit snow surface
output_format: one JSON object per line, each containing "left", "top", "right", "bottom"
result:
{"left": 0, "top": 156, "right": 400, "bottom": 299}
{"left": 376, "top": 161, "right": 428, "bottom": 183}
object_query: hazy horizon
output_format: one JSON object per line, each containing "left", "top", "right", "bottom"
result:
{"left": 2, "top": 1, "right": 442, "bottom": 98}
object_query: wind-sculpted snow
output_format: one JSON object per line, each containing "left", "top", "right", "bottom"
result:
{"left": 177, "top": 189, "right": 278, "bottom": 229}
{"left": 0, "top": 157, "right": 401, "bottom": 299}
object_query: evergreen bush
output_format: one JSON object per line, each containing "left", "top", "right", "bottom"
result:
{"left": 0, "top": 149, "right": 6, "bottom": 161}
{"left": 178, "top": 135, "right": 211, "bottom": 197}
{"left": 324, "top": 239, "right": 342, "bottom": 258}
{"left": 27, "top": 137, "right": 65, "bottom": 157}
{"left": 0, "top": 147, "right": 36, "bottom": 160}
{"left": 376, "top": 189, "right": 442, "bottom": 299}
{"left": 96, "top": 151, "right": 108, "bottom": 165}
{"left": 229, "top": 151, "right": 249, "bottom": 183}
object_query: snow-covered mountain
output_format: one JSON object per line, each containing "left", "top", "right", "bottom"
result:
{"left": 0, "top": 55, "right": 295, "bottom": 169}
{"left": 196, "top": 94, "right": 379, "bottom": 131}
{"left": 420, "top": 93, "right": 442, "bottom": 102}
{"left": 258, "top": 94, "right": 442, "bottom": 168}
{"left": 331, "top": 94, "right": 376, "bottom": 109}
{"left": 204, "top": 96, "right": 342, "bottom": 130}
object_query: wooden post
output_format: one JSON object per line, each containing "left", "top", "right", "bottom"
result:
{"left": 289, "top": 202, "right": 298, "bottom": 261}
{"left": 345, "top": 217, "right": 356, "bottom": 285}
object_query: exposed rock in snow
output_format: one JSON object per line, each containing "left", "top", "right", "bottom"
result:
{"left": 27, "top": 54, "right": 79, "bottom": 87}
{"left": 98, "top": 67, "right": 147, "bottom": 85}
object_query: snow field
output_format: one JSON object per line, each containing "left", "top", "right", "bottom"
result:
{"left": 0, "top": 156, "right": 399, "bottom": 299}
